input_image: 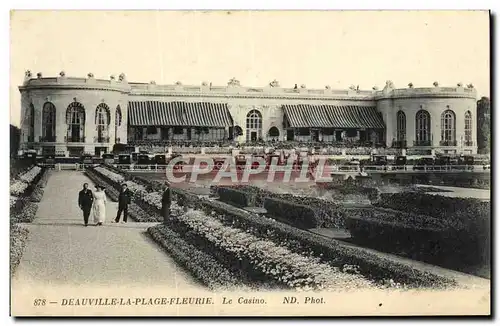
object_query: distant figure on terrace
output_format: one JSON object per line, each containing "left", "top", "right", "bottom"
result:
{"left": 78, "top": 183, "right": 93, "bottom": 227}
{"left": 115, "top": 183, "right": 132, "bottom": 223}
{"left": 92, "top": 185, "right": 107, "bottom": 226}
{"left": 162, "top": 182, "right": 172, "bottom": 223}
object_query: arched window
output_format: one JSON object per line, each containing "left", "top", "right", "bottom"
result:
{"left": 66, "top": 102, "right": 86, "bottom": 142}
{"left": 396, "top": 111, "right": 406, "bottom": 142}
{"left": 246, "top": 109, "right": 262, "bottom": 142}
{"left": 115, "top": 105, "right": 122, "bottom": 143}
{"left": 42, "top": 102, "right": 56, "bottom": 142}
{"left": 268, "top": 126, "right": 280, "bottom": 137}
{"left": 95, "top": 103, "right": 111, "bottom": 143}
{"left": 440, "top": 109, "right": 456, "bottom": 145}
{"left": 464, "top": 110, "right": 473, "bottom": 145}
{"left": 234, "top": 125, "right": 243, "bottom": 137}
{"left": 415, "top": 110, "right": 431, "bottom": 145}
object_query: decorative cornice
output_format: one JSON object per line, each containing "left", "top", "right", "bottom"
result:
{"left": 18, "top": 84, "right": 131, "bottom": 94}
{"left": 128, "top": 91, "right": 375, "bottom": 102}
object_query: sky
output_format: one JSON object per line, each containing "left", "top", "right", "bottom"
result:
{"left": 9, "top": 10, "right": 490, "bottom": 127}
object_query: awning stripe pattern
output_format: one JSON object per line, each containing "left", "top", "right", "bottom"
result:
{"left": 127, "top": 101, "right": 233, "bottom": 127}
{"left": 283, "top": 104, "right": 385, "bottom": 129}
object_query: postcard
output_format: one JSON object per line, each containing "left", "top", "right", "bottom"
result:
{"left": 9, "top": 10, "right": 491, "bottom": 317}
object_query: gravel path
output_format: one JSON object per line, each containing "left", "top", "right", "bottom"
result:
{"left": 11, "top": 171, "right": 201, "bottom": 289}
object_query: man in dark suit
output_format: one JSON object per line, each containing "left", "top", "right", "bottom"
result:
{"left": 78, "top": 183, "right": 93, "bottom": 226}
{"left": 161, "top": 182, "right": 172, "bottom": 224}
{"left": 115, "top": 183, "right": 132, "bottom": 223}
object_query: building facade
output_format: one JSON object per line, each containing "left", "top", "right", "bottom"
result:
{"left": 18, "top": 71, "right": 479, "bottom": 156}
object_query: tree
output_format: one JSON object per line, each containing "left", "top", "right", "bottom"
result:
{"left": 10, "top": 124, "right": 20, "bottom": 157}
{"left": 477, "top": 97, "right": 491, "bottom": 154}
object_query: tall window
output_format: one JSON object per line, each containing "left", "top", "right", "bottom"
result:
{"left": 66, "top": 102, "right": 86, "bottom": 142}
{"left": 42, "top": 102, "right": 56, "bottom": 141}
{"left": 396, "top": 111, "right": 406, "bottom": 141}
{"left": 95, "top": 103, "right": 111, "bottom": 143}
{"left": 27, "top": 103, "right": 35, "bottom": 142}
{"left": 415, "top": 110, "right": 431, "bottom": 144}
{"left": 115, "top": 105, "right": 122, "bottom": 143}
{"left": 440, "top": 109, "right": 456, "bottom": 143}
{"left": 464, "top": 110, "right": 473, "bottom": 145}
{"left": 246, "top": 109, "right": 262, "bottom": 142}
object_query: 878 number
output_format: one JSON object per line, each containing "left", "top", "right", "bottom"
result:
{"left": 34, "top": 299, "right": 46, "bottom": 306}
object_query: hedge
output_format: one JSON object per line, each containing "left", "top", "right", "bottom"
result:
{"left": 373, "top": 192, "right": 490, "bottom": 265}
{"left": 264, "top": 197, "right": 318, "bottom": 229}
{"left": 215, "top": 185, "right": 349, "bottom": 229}
{"left": 216, "top": 187, "right": 253, "bottom": 207}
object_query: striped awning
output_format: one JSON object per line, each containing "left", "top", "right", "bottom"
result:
{"left": 283, "top": 104, "right": 385, "bottom": 129}
{"left": 282, "top": 104, "right": 333, "bottom": 128}
{"left": 127, "top": 101, "right": 233, "bottom": 127}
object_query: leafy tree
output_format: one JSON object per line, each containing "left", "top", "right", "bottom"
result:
{"left": 477, "top": 97, "right": 491, "bottom": 154}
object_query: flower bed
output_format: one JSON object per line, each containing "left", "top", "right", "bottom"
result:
{"left": 92, "top": 165, "right": 457, "bottom": 288}
{"left": 10, "top": 224, "right": 29, "bottom": 275}
{"left": 19, "top": 166, "right": 42, "bottom": 183}
{"left": 167, "top": 209, "right": 374, "bottom": 291}
{"left": 164, "top": 193, "right": 456, "bottom": 288}
{"left": 11, "top": 202, "right": 39, "bottom": 223}
{"left": 10, "top": 180, "right": 29, "bottom": 196}
{"left": 148, "top": 224, "right": 246, "bottom": 290}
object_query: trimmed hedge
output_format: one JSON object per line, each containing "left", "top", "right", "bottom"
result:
{"left": 10, "top": 224, "right": 29, "bottom": 275}
{"left": 214, "top": 185, "right": 349, "bottom": 229}
{"left": 216, "top": 187, "right": 253, "bottom": 207}
{"left": 372, "top": 192, "right": 490, "bottom": 265}
{"left": 148, "top": 224, "right": 249, "bottom": 290}
{"left": 264, "top": 197, "right": 318, "bottom": 229}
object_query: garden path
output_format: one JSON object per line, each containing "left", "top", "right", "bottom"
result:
{"left": 11, "top": 170, "right": 201, "bottom": 290}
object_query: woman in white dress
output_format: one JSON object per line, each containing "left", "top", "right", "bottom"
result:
{"left": 92, "top": 185, "right": 107, "bottom": 226}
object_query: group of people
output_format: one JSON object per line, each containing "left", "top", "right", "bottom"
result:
{"left": 77, "top": 181, "right": 172, "bottom": 226}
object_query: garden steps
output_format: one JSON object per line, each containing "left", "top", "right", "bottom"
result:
{"left": 307, "top": 228, "right": 490, "bottom": 289}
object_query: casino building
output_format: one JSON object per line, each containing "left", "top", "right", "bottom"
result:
{"left": 18, "top": 71, "right": 479, "bottom": 156}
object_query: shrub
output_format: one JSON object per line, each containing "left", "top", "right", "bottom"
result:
{"left": 10, "top": 224, "right": 29, "bottom": 275}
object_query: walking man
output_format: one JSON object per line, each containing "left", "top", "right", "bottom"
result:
{"left": 161, "top": 181, "right": 172, "bottom": 224}
{"left": 115, "top": 183, "right": 132, "bottom": 223}
{"left": 78, "top": 183, "right": 93, "bottom": 226}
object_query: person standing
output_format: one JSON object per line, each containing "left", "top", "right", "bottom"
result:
{"left": 78, "top": 183, "right": 93, "bottom": 227}
{"left": 161, "top": 182, "right": 172, "bottom": 224}
{"left": 115, "top": 183, "right": 132, "bottom": 223}
{"left": 92, "top": 185, "right": 107, "bottom": 226}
